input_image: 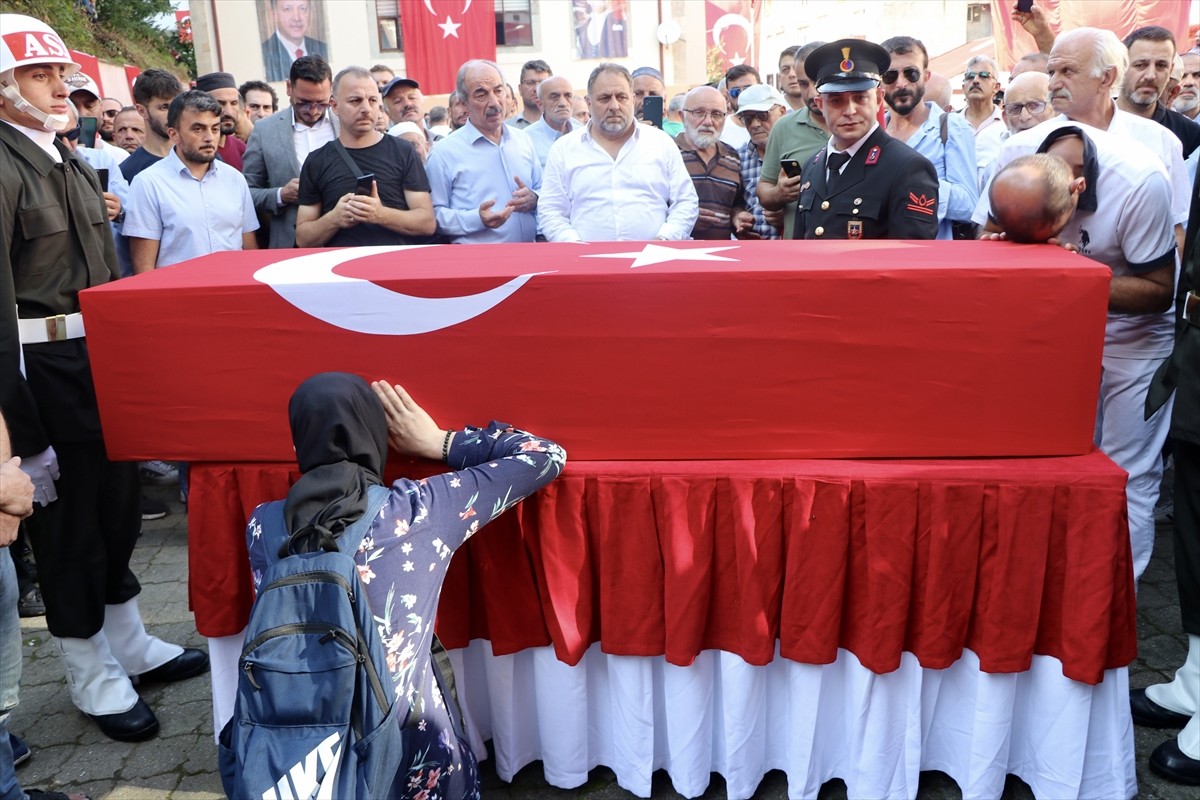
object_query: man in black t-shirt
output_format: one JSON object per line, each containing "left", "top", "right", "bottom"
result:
{"left": 295, "top": 66, "right": 434, "bottom": 247}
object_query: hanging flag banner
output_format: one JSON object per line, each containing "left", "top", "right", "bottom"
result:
{"left": 992, "top": 0, "right": 1189, "bottom": 70}
{"left": 705, "top": 0, "right": 760, "bottom": 80}
{"left": 399, "top": 0, "right": 497, "bottom": 94}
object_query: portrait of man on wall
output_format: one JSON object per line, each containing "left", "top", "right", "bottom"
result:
{"left": 572, "top": 0, "right": 629, "bottom": 59}
{"left": 259, "top": 0, "right": 329, "bottom": 82}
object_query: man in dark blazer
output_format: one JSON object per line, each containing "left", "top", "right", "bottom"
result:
{"left": 1139, "top": 172, "right": 1200, "bottom": 786}
{"left": 243, "top": 55, "right": 335, "bottom": 249}
{"left": 261, "top": 0, "right": 328, "bottom": 83}
{"left": 792, "top": 39, "right": 939, "bottom": 240}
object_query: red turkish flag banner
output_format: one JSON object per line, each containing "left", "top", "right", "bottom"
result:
{"left": 399, "top": 0, "right": 496, "bottom": 94}
{"left": 991, "top": 0, "right": 1189, "bottom": 70}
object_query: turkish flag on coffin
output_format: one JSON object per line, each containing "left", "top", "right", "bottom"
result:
{"left": 400, "top": 0, "right": 496, "bottom": 94}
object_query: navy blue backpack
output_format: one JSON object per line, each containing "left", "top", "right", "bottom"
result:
{"left": 219, "top": 485, "right": 405, "bottom": 799}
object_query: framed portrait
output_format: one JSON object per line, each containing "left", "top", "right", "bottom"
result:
{"left": 572, "top": 0, "right": 629, "bottom": 60}
{"left": 257, "top": 0, "right": 330, "bottom": 82}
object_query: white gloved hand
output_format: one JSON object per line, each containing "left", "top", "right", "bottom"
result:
{"left": 19, "top": 445, "right": 60, "bottom": 506}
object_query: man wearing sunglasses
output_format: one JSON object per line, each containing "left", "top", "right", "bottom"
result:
{"left": 792, "top": 39, "right": 938, "bottom": 241}
{"left": 243, "top": 55, "right": 334, "bottom": 249}
{"left": 962, "top": 56, "right": 1005, "bottom": 189}
{"left": 880, "top": 36, "right": 978, "bottom": 240}
{"left": 720, "top": 64, "right": 761, "bottom": 150}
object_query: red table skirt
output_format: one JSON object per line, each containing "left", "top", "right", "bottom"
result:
{"left": 187, "top": 450, "right": 1135, "bottom": 686}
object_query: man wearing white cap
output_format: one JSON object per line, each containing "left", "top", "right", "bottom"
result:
{"left": 735, "top": 83, "right": 788, "bottom": 239}
{"left": 0, "top": 13, "right": 208, "bottom": 746}
{"left": 64, "top": 69, "right": 127, "bottom": 164}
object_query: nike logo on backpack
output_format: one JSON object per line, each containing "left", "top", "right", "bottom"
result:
{"left": 261, "top": 732, "right": 342, "bottom": 800}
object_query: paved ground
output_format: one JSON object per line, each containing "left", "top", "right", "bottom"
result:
{"left": 7, "top": 473, "right": 1196, "bottom": 799}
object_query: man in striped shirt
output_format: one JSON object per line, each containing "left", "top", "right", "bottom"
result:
{"left": 674, "top": 85, "right": 752, "bottom": 240}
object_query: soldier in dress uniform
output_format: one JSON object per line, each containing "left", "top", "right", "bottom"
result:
{"left": 792, "top": 39, "right": 939, "bottom": 240}
{"left": 0, "top": 14, "right": 208, "bottom": 745}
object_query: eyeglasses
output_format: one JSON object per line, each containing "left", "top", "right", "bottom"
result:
{"left": 739, "top": 110, "right": 772, "bottom": 124}
{"left": 292, "top": 100, "right": 329, "bottom": 112}
{"left": 880, "top": 67, "right": 922, "bottom": 85}
{"left": 57, "top": 127, "right": 80, "bottom": 142}
{"left": 684, "top": 108, "right": 727, "bottom": 122}
{"left": 520, "top": 78, "right": 542, "bottom": 86}
{"left": 1004, "top": 100, "right": 1047, "bottom": 116}
{"left": 729, "top": 86, "right": 751, "bottom": 99}
{"left": 964, "top": 71, "right": 994, "bottom": 81}
{"left": 102, "top": 109, "right": 119, "bottom": 117}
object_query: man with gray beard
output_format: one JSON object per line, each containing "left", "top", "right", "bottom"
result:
{"left": 674, "top": 85, "right": 752, "bottom": 239}
{"left": 1174, "top": 52, "right": 1200, "bottom": 120}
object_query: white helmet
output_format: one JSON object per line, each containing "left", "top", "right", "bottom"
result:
{"left": 0, "top": 14, "right": 80, "bottom": 131}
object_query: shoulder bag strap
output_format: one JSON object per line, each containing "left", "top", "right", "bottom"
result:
{"left": 332, "top": 139, "right": 366, "bottom": 179}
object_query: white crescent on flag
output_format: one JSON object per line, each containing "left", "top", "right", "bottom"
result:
{"left": 711, "top": 13, "right": 753, "bottom": 64}
{"left": 252, "top": 246, "right": 544, "bottom": 336}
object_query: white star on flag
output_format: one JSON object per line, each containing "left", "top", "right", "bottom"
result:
{"left": 438, "top": 15, "right": 462, "bottom": 38}
{"left": 729, "top": 53, "right": 746, "bottom": 66}
{"left": 581, "top": 243, "right": 740, "bottom": 269}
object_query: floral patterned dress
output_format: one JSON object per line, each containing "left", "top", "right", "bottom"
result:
{"left": 247, "top": 423, "right": 566, "bottom": 799}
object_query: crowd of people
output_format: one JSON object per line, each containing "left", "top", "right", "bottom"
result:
{"left": 2, "top": 2, "right": 1200, "bottom": 798}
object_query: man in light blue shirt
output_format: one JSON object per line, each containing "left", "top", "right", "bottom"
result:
{"left": 124, "top": 91, "right": 258, "bottom": 272}
{"left": 425, "top": 60, "right": 541, "bottom": 244}
{"left": 524, "top": 75, "right": 583, "bottom": 167}
{"left": 880, "top": 36, "right": 978, "bottom": 240}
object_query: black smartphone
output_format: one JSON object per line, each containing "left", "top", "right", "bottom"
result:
{"left": 1016, "top": 0, "right": 1034, "bottom": 12}
{"left": 96, "top": 168, "right": 109, "bottom": 192}
{"left": 781, "top": 159, "right": 802, "bottom": 179}
{"left": 354, "top": 173, "right": 375, "bottom": 196}
{"left": 643, "top": 95, "right": 664, "bottom": 129}
{"left": 78, "top": 116, "right": 98, "bottom": 149}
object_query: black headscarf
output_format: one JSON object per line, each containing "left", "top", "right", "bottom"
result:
{"left": 283, "top": 373, "right": 388, "bottom": 551}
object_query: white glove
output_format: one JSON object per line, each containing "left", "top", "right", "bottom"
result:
{"left": 19, "top": 445, "right": 60, "bottom": 506}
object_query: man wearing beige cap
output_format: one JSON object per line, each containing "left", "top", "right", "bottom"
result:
{"left": 735, "top": 83, "right": 788, "bottom": 239}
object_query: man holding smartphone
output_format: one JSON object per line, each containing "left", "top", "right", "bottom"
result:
{"left": 295, "top": 66, "right": 434, "bottom": 247}
{"left": 757, "top": 41, "right": 830, "bottom": 238}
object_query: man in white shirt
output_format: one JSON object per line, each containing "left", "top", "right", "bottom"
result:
{"left": 539, "top": 62, "right": 698, "bottom": 242}
{"left": 426, "top": 59, "right": 540, "bottom": 244}
{"left": 961, "top": 55, "right": 1004, "bottom": 184}
{"left": 976, "top": 122, "right": 1176, "bottom": 585}
{"left": 1173, "top": 52, "right": 1200, "bottom": 120}
{"left": 242, "top": 55, "right": 334, "bottom": 249}
{"left": 1047, "top": 26, "right": 1190, "bottom": 249}
{"left": 125, "top": 90, "right": 258, "bottom": 272}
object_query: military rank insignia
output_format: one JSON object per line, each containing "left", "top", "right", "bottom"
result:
{"left": 848, "top": 220, "right": 863, "bottom": 239}
{"left": 865, "top": 146, "right": 880, "bottom": 165}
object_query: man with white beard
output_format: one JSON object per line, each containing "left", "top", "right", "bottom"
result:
{"left": 1174, "top": 52, "right": 1200, "bottom": 120}
{"left": 674, "top": 84, "right": 753, "bottom": 240}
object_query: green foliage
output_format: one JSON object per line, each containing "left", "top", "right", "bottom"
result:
{"left": 0, "top": 0, "right": 188, "bottom": 78}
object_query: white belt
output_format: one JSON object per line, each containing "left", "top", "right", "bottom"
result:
{"left": 18, "top": 312, "right": 86, "bottom": 344}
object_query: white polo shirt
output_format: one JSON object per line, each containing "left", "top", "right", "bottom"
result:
{"left": 974, "top": 119, "right": 1177, "bottom": 359}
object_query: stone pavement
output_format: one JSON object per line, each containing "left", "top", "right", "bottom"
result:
{"left": 7, "top": 477, "right": 1196, "bottom": 800}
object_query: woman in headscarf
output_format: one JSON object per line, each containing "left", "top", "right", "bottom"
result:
{"left": 245, "top": 372, "right": 566, "bottom": 799}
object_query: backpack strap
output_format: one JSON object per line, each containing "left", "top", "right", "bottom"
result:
{"left": 429, "top": 634, "right": 469, "bottom": 744}
{"left": 337, "top": 484, "right": 392, "bottom": 555}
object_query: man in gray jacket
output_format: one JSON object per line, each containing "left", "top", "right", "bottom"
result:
{"left": 242, "top": 55, "right": 334, "bottom": 248}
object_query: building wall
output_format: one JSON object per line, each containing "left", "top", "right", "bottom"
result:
{"left": 188, "top": 1, "right": 985, "bottom": 105}
{"left": 189, "top": 0, "right": 709, "bottom": 102}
